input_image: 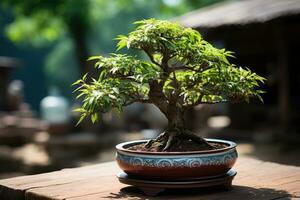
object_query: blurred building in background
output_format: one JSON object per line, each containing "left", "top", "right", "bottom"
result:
{"left": 176, "top": 0, "right": 300, "bottom": 138}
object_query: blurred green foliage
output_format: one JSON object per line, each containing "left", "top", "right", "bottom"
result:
{"left": 0, "top": 0, "right": 223, "bottom": 106}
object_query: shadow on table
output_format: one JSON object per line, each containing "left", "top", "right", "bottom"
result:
{"left": 104, "top": 185, "right": 292, "bottom": 199}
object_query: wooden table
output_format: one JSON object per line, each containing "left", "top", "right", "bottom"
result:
{"left": 0, "top": 156, "right": 299, "bottom": 200}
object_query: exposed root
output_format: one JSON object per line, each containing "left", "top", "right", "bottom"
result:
{"left": 144, "top": 130, "right": 215, "bottom": 152}
{"left": 183, "top": 130, "right": 215, "bottom": 149}
{"left": 145, "top": 131, "right": 166, "bottom": 148}
{"left": 162, "top": 132, "right": 175, "bottom": 151}
{"left": 157, "top": 137, "right": 168, "bottom": 151}
{"left": 145, "top": 139, "right": 155, "bottom": 148}
{"left": 144, "top": 131, "right": 169, "bottom": 151}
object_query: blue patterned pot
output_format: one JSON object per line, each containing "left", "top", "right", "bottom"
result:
{"left": 116, "top": 139, "right": 237, "bottom": 180}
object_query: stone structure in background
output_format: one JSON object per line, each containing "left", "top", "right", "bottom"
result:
{"left": 0, "top": 56, "right": 20, "bottom": 111}
{"left": 7, "top": 80, "right": 24, "bottom": 111}
{"left": 0, "top": 56, "right": 46, "bottom": 146}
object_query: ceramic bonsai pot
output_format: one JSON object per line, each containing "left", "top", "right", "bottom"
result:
{"left": 116, "top": 139, "right": 237, "bottom": 180}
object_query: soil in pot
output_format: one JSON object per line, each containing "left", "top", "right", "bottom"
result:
{"left": 128, "top": 140, "right": 227, "bottom": 152}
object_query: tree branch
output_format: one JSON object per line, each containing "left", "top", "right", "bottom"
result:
{"left": 110, "top": 74, "right": 142, "bottom": 84}
{"left": 169, "top": 64, "right": 213, "bottom": 73}
{"left": 124, "top": 98, "right": 152, "bottom": 106}
{"left": 148, "top": 80, "right": 169, "bottom": 116}
{"left": 169, "top": 65, "right": 197, "bottom": 72}
{"left": 169, "top": 71, "right": 181, "bottom": 104}
{"left": 184, "top": 98, "right": 229, "bottom": 109}
{"left": 198, "top": 99, "right": 229, "bottom": 104}
{"left": 142, "top": 47, "right": 161, "bottom": 67}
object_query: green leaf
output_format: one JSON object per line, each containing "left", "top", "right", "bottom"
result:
{"left": 116, "top": 35, "right": 128, "bottom": 51}
{"left": 71, "top": 79, "right": 82, "bottom": 86}
{"left": 87, "top": 56, "right": 101, "bottom": 61}
{"left": 76, "top": 113, "right": 86, "bottom": 126}
{"left": 82, "top": 73, "right": 88, "bottom": 81}
{"left": 91, "top": 113, "right": 98, "bottom": 123}
{"left": 73, "top": 108, "right": 85, "bottom": 113}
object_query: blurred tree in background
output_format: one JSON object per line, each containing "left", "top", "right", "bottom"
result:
{"left": 0, "top": 0, "right": 223, "bottom": 110}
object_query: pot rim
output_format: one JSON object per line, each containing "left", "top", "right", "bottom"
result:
{"left": 116, "top": 138, "right": 237, "bottom": 155}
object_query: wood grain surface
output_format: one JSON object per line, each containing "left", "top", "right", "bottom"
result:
{"left": 0, "top": 156, "right": 299, "bottom": 200}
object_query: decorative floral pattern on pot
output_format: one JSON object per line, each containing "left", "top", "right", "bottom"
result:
{"left": 117, "top": 148, "right": 237, "bottom": 168}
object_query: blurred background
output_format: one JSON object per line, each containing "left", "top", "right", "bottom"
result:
{"left": 0, "top": 0, "right": 299, "bottom": 179}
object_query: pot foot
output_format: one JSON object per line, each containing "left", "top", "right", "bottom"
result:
{"left": 223, "top": 180, "right": 233, "bottom": 190}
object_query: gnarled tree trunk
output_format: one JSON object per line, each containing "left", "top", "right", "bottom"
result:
{"left": 145, "top": 104, "right": 214, "bottom": 151}
{"left": 167, "top": 107, "right": 185, "bottom": 132}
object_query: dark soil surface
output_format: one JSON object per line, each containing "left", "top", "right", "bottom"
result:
{"left": 128, "top": 140, "right": 227, "bottom": 152}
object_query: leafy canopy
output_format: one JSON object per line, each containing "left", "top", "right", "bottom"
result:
{"left": 74, "top": 18, "right": 265, "bottom": 124}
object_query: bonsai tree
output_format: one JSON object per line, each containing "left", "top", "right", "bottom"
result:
{"left": 73, "top": 19, "right": 265, "bottom": 152}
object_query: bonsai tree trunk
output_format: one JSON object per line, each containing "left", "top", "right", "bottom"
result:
{"left": 167, "top": 107, "right": 185, "bottom": 132}
{"left": 145, "top": 105, "right": 214, "bottom": 151}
